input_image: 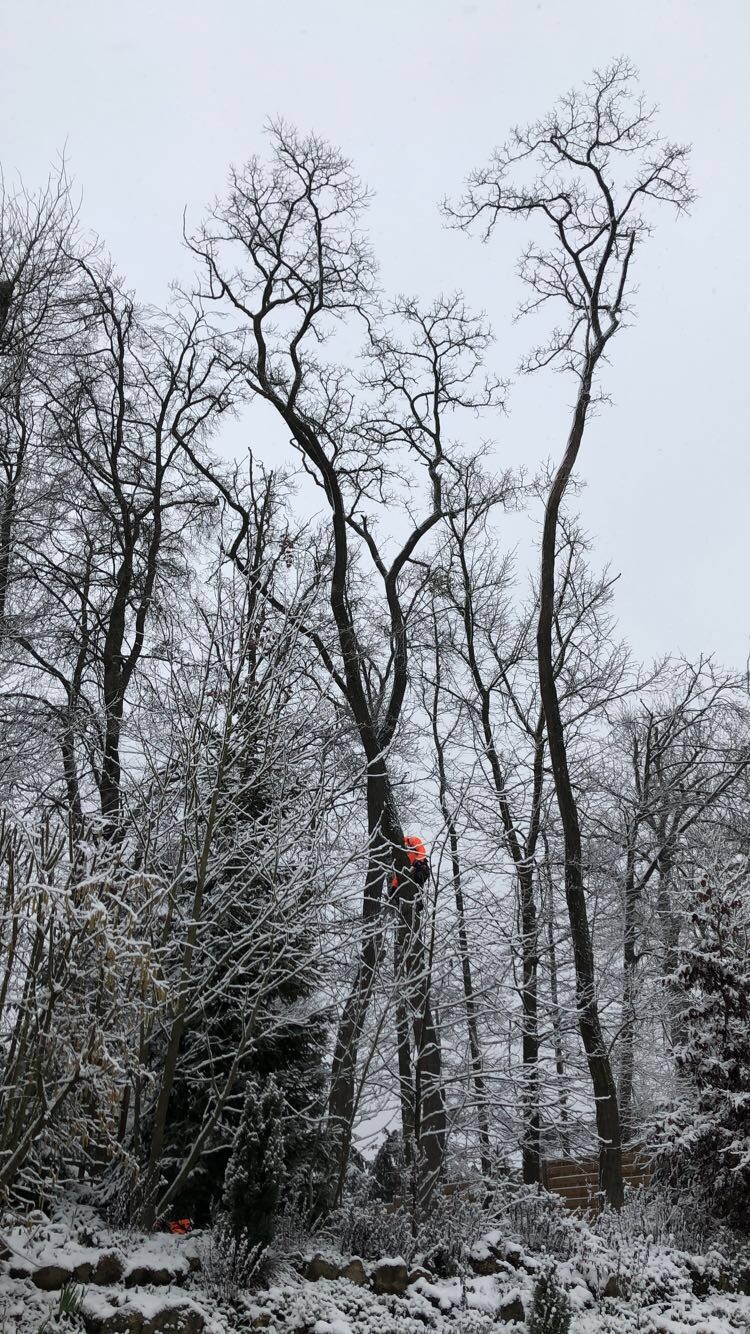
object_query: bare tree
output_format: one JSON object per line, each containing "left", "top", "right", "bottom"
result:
{"left": 593, "top": 661, "right": 750, "bottom": 1137}
{"left": 449, "top": 59, "right": 693, "bottom": 1203}
{"left": 423, "top": 605, "right": 492, "bottom": 1177}
{"left": 6, "top": 261, "right": 229, "bottom": 835}
{"left": 428, "top": 498, "right": 637, "bottom": 1180}
{"left": 188, "top": 128, "right": 509, "bottom": 1205}
{"left": 0, "top": 168, "right": 84, "bottom": 636}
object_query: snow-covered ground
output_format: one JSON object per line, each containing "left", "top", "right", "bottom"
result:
{"left": 3, "top": 1200, "right": 750, "bottom": 1333}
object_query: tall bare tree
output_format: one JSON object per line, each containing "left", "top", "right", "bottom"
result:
{"left": 188, "top": 129, "right": 508, "bottom": 1204}
{"left": 450, "top": 59, "right": 693, "bottom": 1204}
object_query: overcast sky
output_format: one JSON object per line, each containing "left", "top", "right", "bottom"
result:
{"left": 3, "top": 0, "right": 749, "bottom": 671}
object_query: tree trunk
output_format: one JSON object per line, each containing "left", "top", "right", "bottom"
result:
{"left": 452, "top": 572, "right": 542, "bottom": 1183}
{"left": 618, "top": 843, "right": 639, "bottom": 1141}
{"left": 546, "top": 903, "right": 571, "bottom": 1156}
{"left": 427, "top": 651, "right": 491, "bottom": 1176}
{"left": 328, "top": 756, "right": 446, "bottom": 1207}
{"left": 518, "top": 864, "right": 541, "bottom": 1183}
{"left": 536, "top": 355, "right": 624, "bottom": 1208}
{"left": 327, "top": 778, "right": 389, "bottom": 1199}
{"left": 394, "top": 935, "right": 415, "bottom": 1167}
{"left": 447, "top": 821, "right": 492, "bottom": 1176}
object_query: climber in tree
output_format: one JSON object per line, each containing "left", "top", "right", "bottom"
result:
{"left": 391, "top": 835, "right": 430, "bottom": 890}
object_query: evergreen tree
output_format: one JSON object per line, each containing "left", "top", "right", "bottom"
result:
{"left": 370, "top": 1131, "right": 407, "bottom": 1203}
{"left": 528, "top": 1266, "right": 571, "bottom": 1334}
{"left": 223, "top": 1076, "right": 286, "bottom": 1247}
{"left": 155, "top": 647, "right": 329, "bottom": 1225}
{"left": 662, "top": 866, "right": 750, "bottom": 1230}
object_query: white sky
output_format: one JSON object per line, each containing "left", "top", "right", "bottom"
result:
{"left": 3, "top": 0, "right": 749, "bottom": 670}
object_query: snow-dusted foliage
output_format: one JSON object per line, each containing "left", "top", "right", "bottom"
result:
{"left": 222, "top": 1076, "right": 286, "bottom": 1246}
{"left": 527, "top": 1266, "right": 571, "bottom": 1334}
{"left": 657, "top": 862, "right": 750, "bottom": 1228}
{"left": 0, "top": 824, "right": 162, "bottom": 1205}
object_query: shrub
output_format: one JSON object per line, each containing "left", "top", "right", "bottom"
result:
{"left": 324, "top": 1200, "right": 416, "bottom": 1264}
{"left": 527, "top": 1266, "right": 571, "bottom": 1334}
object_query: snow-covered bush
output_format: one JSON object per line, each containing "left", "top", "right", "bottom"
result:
{"left": 527, "top": 1266, "right": 571, "bottom": 1334}
{"left": 321, "top": 1186, "right": 488, "bottom": 1276}
{"left": 0, "top": 821, "right": 162, "bottom": 1209}
{"left": 417, "top": 1191, "right": 489, "bottom": 1278}
{"left": 325, "top": 1200, "right": 416, "bottom": 1264}
{"left": 595, "top": 1182, "right": 713, "bottom": 1255}
{"left": 198, "top": 1223, "right": 274, "bottom": 1298}
{"left": 500, "top": 1183, "right": 591, "bottom": 1262}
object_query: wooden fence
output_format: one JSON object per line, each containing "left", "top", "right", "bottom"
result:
{"left": 540, "top": 1148, "right": 651, "bottom": 1212}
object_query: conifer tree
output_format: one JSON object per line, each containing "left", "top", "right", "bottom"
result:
{"left": 528, "top": 1266, "right": 571, "bottom": 1334}
{"left": 153, "top": 605, "right": 328, "bottom": 1225}
{"left": 663, "top": 866, "right": 750, "bottom": 1229}
{"left": 222, "top": 1076, "right": 286, "bottom": 1247}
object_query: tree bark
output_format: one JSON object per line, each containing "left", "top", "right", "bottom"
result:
{"left": 618, "top": 842, "right": 639, "bottom": 1141}
{"left": 536, "top": 354, "right": 624, "bottom": 1208}
{"left": 447, "top": 821, "right": 492, "bottom": 1176}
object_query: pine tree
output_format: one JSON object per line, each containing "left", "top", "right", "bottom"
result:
{"left": 528, "top": 1266, "right": 571, "bottom": 1334}
{"left": 663, "top": 867, "right": 750, "bottom": 1230}
{"left": 223, "top": 1077, "right": 286, "bottom": 1247}
{"left": 155, "top": 648, "right": 328, "bottom": 1226}
{"left": 370, "top": 1131, "right": 407, "bottom": 1203}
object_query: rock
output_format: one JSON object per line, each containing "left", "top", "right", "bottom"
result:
{"left": 252, "top": 1316, "right": 272, "bottom": 1330}
{"left": 304, "top": 1254, "right": 342, "bottom": 1281}
{"left": 469, "top": 1252, "right": 499, "bottom": 1276}
{"left": 83, "top": 1302, "right": 205, "bottom": 1334}
{"left": 83, "top": 1311, "right": 143, "bottom": 1334}
{"left": 498, "top": 1294, "right": 525, "bottom": 1323}
{"left": 93, "top": 1251, "right": 124, "bottom": 1285}
{"left": 601, "top": 1272, "right": 622, "bottom": 1298}
{"left": 341, "top": 1258, "right": 368, "bottom": 1286}
{"left": 32, "top": 1263, "right": 73, "bottom": 1290}
{"left": 142, "top": 1308, "right": 205, "bottom": 1334}
{"left": 502, "top": 1242, "right": 523, "bottom": 1269}
{"left": 408, "top": 1266, "right": 433, "bottom": 1285}
{"left": 73, "top": 1260, "right": 94, "bottom": 1282}
{"left": 125, "top": 1264, "right": 174, "bottom": 1287}
{"left": 371, "top": 1259, "right": 409, "bottom": 1295}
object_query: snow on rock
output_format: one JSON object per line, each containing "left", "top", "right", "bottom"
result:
{"left": 4, "top": 1202, "right": 750, "bottom": 1332}
{"left": 411, "top": 1275, "right": 463, "bottom": 1310}
{"left": 464, "top": 1274, "right": 505, "bottom": 1316}
{"left": 305, "top": 1254, "right": 350, "bottom": 1282}
{"left": 80, "top": 1286, "right": 207, "bottom": 1334}
{"left": 369, "top": 1257, "right": 409, "bottom": 1294}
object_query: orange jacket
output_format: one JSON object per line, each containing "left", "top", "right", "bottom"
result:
{"left": 391, "top": 835, "right": 428, "bottom": 888}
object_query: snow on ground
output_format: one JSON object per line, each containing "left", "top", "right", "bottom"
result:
{"left": 2, "top": 1201, "right": 750, "bottom": 1332}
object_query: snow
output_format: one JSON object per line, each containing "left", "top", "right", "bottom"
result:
{"left": 120, "top": 1234, "right": 192, "bottom": 1280}
{"left": 2, "top": 1202, "right": 750, "bottom": 1332}
{"left": 80, "top": 1286, "right": 205, "bottom": 1319}
{"left": 466, "top": 1275, "right": 522, "bottom": 1316}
